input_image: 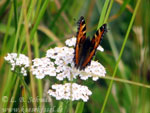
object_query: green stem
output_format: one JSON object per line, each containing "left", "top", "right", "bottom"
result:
{"left": 1, "top": 4, "right": 13, "bottom": 55}
{"left": 19, "top": 75, "right": 32, "bottom": 97}
{"left": 13, "top": 5, "right": 23, "bottom": 53}
{"left": 13, "top": 0, "right": 18, "bottom": 31}
{"left": 8, "top": 77, "right": 20, "bottom": 113}
{"left": 34, "top": 33, "right": 43, "bottom": 109}
{"left": 101, "top": 76, "right": 150, "bottom": 89}
{"left": 30, "top": 0, "right": 49, "bottom": 41}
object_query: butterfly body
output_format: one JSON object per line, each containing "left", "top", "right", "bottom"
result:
{"left": 74, "top": 16, "right": 107, "bottom": 70}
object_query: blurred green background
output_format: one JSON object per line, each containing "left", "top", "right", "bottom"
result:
{"left": 0, "top": 0, "right": 150, "bottom": 113}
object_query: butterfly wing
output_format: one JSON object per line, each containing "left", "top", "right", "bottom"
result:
{"left": 81, "top": 24, "right": 107, "bottom": 69}
{"left": 74, "top": 16, "right": 86, "bottom": 68}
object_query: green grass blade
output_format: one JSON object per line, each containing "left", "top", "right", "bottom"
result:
{"left": 13, "top": 0, "right": 18, "bottom": 31}
{"left": 75, "top": 102, "right": 84, "bottom": 113}
{"left": 97, "top": 0, "right": 110, "bottom": 28}
{"left": 100, "top": 0, "right": 141, "bottom": 113}
{"left": 50, "top": 0, "right": 69, "bottom": 28}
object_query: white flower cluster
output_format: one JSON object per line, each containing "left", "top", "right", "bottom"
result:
{"left": 79, "top": 61, "right": 106, "bottom": 81}
{"left": 46, "top": 46, "right": 77, "bottom": 81}
{"left": 4, "top": 37, "right": 106, "bottom": 102}
{"left": 30, "top": 38, "right": 106, "bottom": 81}
{"left": 65, "top": 37, "right": 76, "bottom": 47}
{"left": 4, "top": 53, "right": 30, "bottom": 76}
{"left": 31, "top": 57, "right": 56, "bottom": 79}
{"left": 48, "top": 83, "right": 92, "bottom": 102}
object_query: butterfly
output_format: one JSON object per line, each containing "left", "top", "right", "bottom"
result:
{"left": 74, "top": 16, "right": 107, "bottom": 70}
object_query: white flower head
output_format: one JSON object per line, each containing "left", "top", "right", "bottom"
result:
{"left": 46, "top": 46, "right": 78, "bottom": 81}
{"left": 84, "top": 61, "right": 106, "bottom": 81}
{"left": 48, "top": 83, "right": 92, "bottom": 102}
{"left": 65, "top": 37, "right": 76, "bottom": 47}
{"left": 31, "top": 57, "right": 56, "bottom": 79}
{"left": 43, "top": 45, "right": 106, "bottom": 81}
{"left": 4, "top": 53, "right": 30, "bottom": 76}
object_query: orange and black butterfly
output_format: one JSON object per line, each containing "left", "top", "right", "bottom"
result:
{"left": 74, "top": 16, "right": 107, "bottom": 70}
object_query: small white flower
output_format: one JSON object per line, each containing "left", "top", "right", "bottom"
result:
{"left": 4, "top": 53, "right": 30, "bottom": 76}
{"left": 97, "top": 45, "right": 104, "bottom": 52}
{"left": 65, "top": 37, "right": 76, "bottom": 47}
{"left": 31, "top": 57, "right": 56, "bottom": 79}
{"left": 84, "top": 61, "right": 106, "bottom": 81}
{"left": 48, "top": 83, "right": 92, "bottom": 102}
{"left": 69, "top": 61, "right": 106, "bottom": 81}
{"left": 46, "top": 47, "right": 77, "bottom": 81}
{"left": 46, "top": 47, "right": 74, "bottom": 61}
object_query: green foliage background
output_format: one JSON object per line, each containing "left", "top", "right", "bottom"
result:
{"left": 0, "top": 0, "right": 150, "bottom": 113}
